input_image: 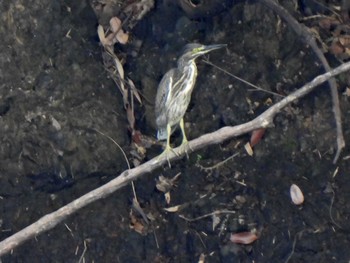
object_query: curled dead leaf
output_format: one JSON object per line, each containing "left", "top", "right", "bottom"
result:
{"left": 230, "top": 232, "right": 258, "bottom": 245}
{"left": 109, "top": 17, "right": 121, "bottom": 32}
{"left": 109, "top": 17, "right": 129, "bottom": 44}
{"left": 290, "top": 184, "right": 304, "bottom": 205}
{"left": 156, "top": 175, "right": 171, "bottom": 193}
{"left": 164, "top": 205, "right": 181, "bottom": 212}
{"left": 250, "top": 128, "right": 265, "bottom": 147}
{"left": 156, "top": 173, "right": 181, "bottom": 193}
{"left": 98, "top": 17, "right": 129, "bottom": 48}
{"left": 117, "top": 30, "right": 129, "bottom": 44}
{"left": 164, "top": 192, "right": 171, "bottom": 205}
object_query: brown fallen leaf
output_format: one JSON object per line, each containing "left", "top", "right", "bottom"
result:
{"left": 129, "top": 212, "right": 147, "bottom": 235}
{"left": 250, "top": 128, "right": 266, "bottom": 147}
{"left": 98, "top": 17, "right": 129, "bottom": 48}
{"left": 108, "top": 17, "right": 129, "bottom": 45}
{"left": 230, "top": 232, "right": 258, "bottom": 245}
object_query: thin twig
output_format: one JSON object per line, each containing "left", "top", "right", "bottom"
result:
{"left": 329, "top": 188, "right": 342, "bottom": 229}
{"left": 179, "top": 210, "right": 236, "bottom": 222}
{"left": 78, "top": 240, "right": 88, "bottom": 263}
{"left": 94, "top": 129, "right": 140, "bottom": 207}
{"left": 202, "top": 59, "right": 284, "bottom": 98}
{"left": 0, "top": 61, "right": 349, "bottom": 256}
{"left": 196, "top": 152, "right": 240, "bottom": 172}
{"left": 284, "top": 230, "right": 305, "bottom": 263}
{"left": 94, "top": 129, "right": 131, "bottom": 170}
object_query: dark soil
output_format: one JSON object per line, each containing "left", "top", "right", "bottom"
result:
{"left": 1, "top": 0, "right": 350, "bottom": 262}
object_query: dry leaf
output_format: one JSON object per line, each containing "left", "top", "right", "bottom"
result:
{"left": 113, "top": 55, "right": 124, "bottom": 82}
{"left": 244, "top": 142, "right": 254, "bottom": 156}
{"left": 342, "top": 87, "right": 350, "bottom": 97}
{"left": 290, "top": 184, "right": 304, "bottom": 205}
{"left": 164, "top": 192, "right": 171, "bottom": 205}
{"left": 110, "top": 17, "right": 121, "bottom": 32}
{"left": 156, "top": 173, "right": 181, "bottom": 193}
{"left": 97, "top": 25, "right": 107, "bottom": 45}
{"left": 164, "top": 205, "right": 181, "bottom": 212}
{"left": 128, "top": 78, "right": 142, "bottom": 105}
{"left": 230, "top": 232, "right": 258, "bottom": 244}
{"left": 126, "top": 104, "right": 135, "bottom": 129}
{"left": 250, "top": 128, "right": 265, "bottom": 147}
{"left": 130, "top": 213, "right": 147, "bottom": 235}
{"left": 99, "top": 17, "right": 129, "bottom": 48}
{"left": 212, "top": 214, "right": 220, "bottom": 231}
{"left": 109, "top": 17, "right": 129, "bottom": 44}
{"left": 156, "top": 175, "right": 170, "bottom": 193}
{"left": 198, "top": 253, "right": 205, "bottom": 263}
{"left": 134, "top": 142, "right": 146, "bottom": 157}
{"left": 112, "top": 55, "right": 128, "bottom": 107}
{"left": 132, "top": 198, "right": 149, "bottom": 223}
{"left": 116, "top": 30, "right": 129, "bottom": 44}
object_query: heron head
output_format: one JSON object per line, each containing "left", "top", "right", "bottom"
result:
{"left": 181, "top": 43, "right": 226, "bottom": 61}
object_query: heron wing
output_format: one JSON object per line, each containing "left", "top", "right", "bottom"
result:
{"left": 155, "top": 68, "right": 178, "bottom": 117}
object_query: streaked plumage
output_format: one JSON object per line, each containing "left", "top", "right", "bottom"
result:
{"left": 155, "top": 43, "right": 226, "bottom": 158}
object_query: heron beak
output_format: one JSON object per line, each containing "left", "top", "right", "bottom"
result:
{"left": 203, "top": 44, "right": 227, "bottom": 53}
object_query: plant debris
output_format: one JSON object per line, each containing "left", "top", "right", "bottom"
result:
{"left": 230, "top": 232, "right": 258, "bottom": 245}
{"left": 290, "top": 184, "right": 304, "bottom": 205}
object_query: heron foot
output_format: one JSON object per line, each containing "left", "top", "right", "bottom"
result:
{"left": 156, "top": 145, "right": 178, "bottom": 168}
{"left": 179, "top": 139, "right": 193, "bottom": 159}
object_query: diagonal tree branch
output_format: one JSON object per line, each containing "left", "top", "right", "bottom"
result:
{"left": 0, "top": 61, "right": 349, "bottom": 256}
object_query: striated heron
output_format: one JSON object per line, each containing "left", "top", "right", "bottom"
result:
{"left": 155, "top": 43, "right": 226, "bottom": 159}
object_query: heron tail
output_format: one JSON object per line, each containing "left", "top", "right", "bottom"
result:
{"left": 157, "top": 128, "right": 168, "bottom": 141}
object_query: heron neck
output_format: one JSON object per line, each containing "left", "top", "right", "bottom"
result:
{"left": 176, "top": 57, "right": 198, "bottom": 95}
{"left": 177, "top": 57, "right": 197, "bottom": 70}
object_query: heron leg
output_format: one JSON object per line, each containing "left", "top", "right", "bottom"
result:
{"left": 179, "top": 118, "right": 192, "bottom": 158}
{"left": 157, "top": 124, "right": 175, "bottom": 167}
{"left": 180, "top": 118, "right": 188, "bottom": 144}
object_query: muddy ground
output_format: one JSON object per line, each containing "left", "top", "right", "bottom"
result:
{"left": 1, "top": 0, "right": 350, "bottom": 262}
